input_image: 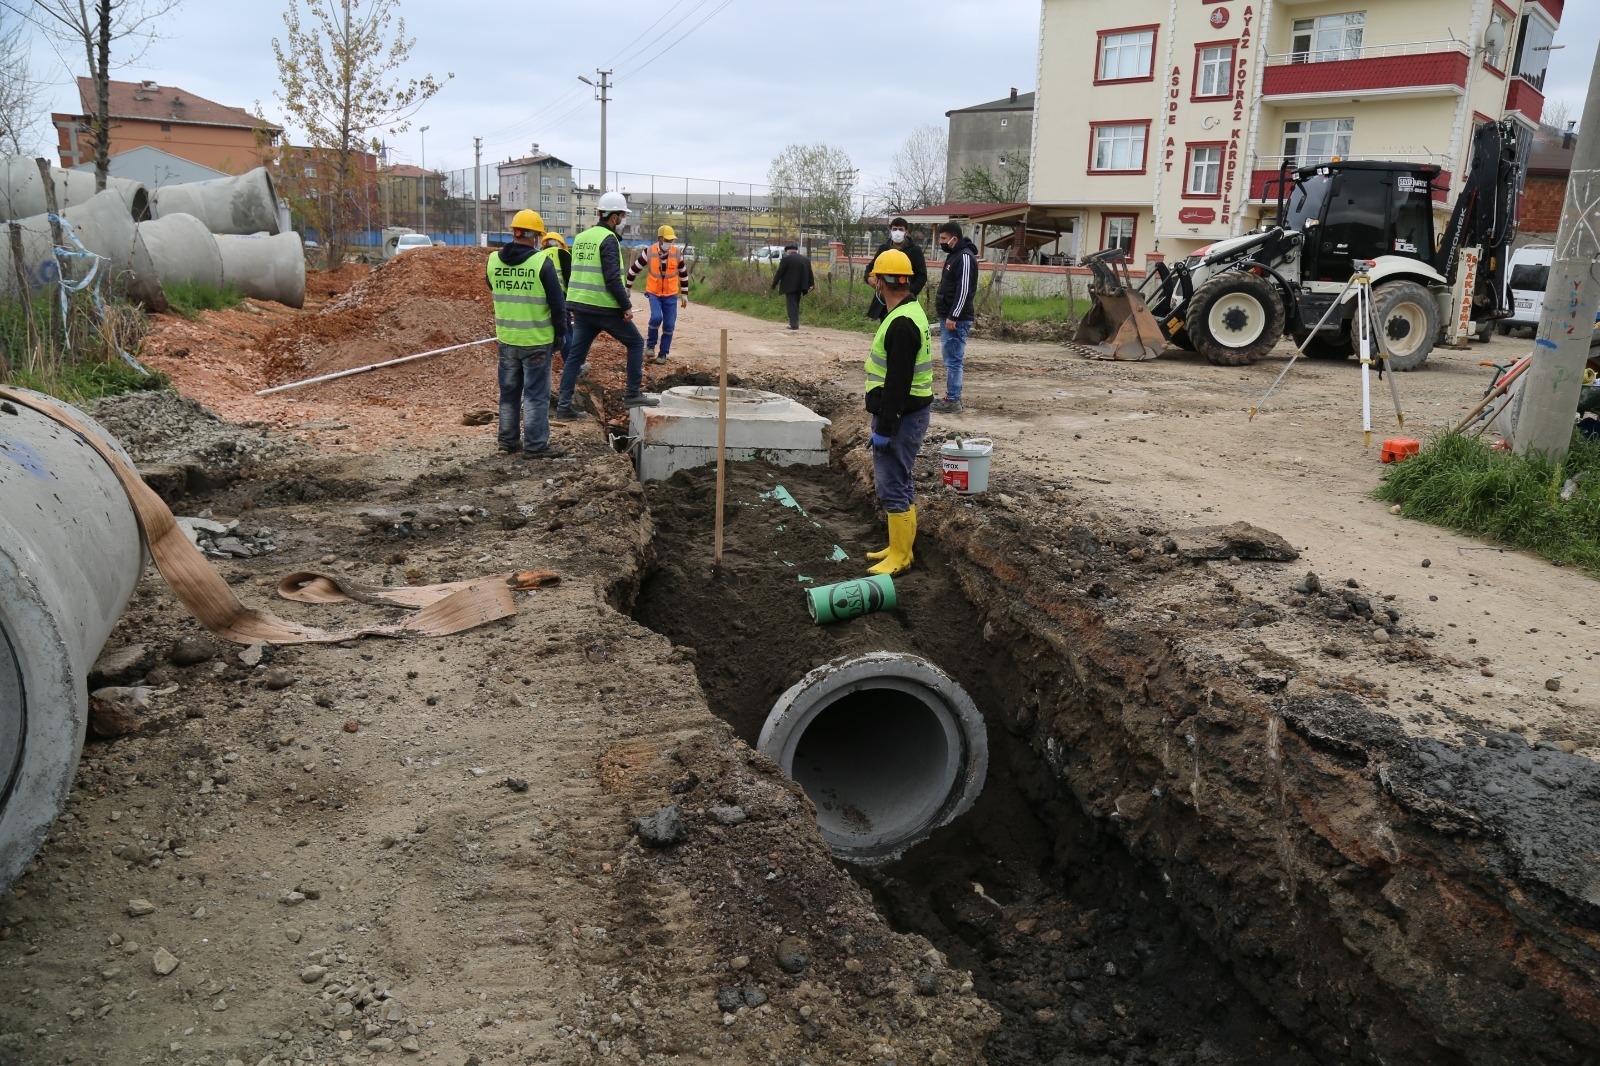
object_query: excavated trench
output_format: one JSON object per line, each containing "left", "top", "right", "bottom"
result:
{"left": 632, "top": 458, "right": 1318, "bottom": 1065}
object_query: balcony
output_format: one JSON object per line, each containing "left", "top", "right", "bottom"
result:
{"left": 1529, "top": 0, "right": 1562, "bottom": 22}
{"left": 1248, "top": 159, "right": 1451, "bottom": 204}
{"left": 1262, "top": 40, "right": 1470, "bottom": 102}
{"left": 1506, "top": 75, "right": 1545, "bottom": 126}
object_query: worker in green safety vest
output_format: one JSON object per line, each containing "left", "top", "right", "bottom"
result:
{"left": 487, "top": 208, "right": 568, "bottom": 459}
{"left": 555, "top": 191, "right": 659, "bottom": 417}
{"left": 861, "top": 248, "right": 934, "bottom": 577}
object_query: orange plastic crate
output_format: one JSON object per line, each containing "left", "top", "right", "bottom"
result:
{"left": 1381, "top": 438, "right": 1420, "bottom": 463}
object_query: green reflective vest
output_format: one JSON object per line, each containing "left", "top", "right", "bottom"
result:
{"left": 533, "top": 246, "right": 567, "bottom": 292}
{"left": 865, "top": 297, "right": 933, "bottom": 397}
{"left": 569, "top": 225, "right": 623, "bottom": 311}
{"left": 486, "top": 249, "right": 554, "bottom": 347}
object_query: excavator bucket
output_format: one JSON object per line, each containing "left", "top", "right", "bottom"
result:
{"left": 1070, "top": 251, "right": 1164, "bottom": 361}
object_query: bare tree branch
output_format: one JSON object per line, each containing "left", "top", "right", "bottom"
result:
{"left": 0, "top": 5, "right": 45, "bottom": 155}
{"left": 879, "top": 124, "right": 947, "bottom": 213}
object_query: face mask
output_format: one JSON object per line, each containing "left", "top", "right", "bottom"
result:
{"left": 890, "top": 229, "right": 905, "bottom": 243}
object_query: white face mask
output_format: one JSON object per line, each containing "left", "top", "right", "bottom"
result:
{"left": 889, "top": 229, "right": 906, "bottom": 243}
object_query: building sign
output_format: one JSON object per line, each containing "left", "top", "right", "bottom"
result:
{"left": 1179, "top": 207, "right": 1217, "bottom": 224}
{"left": 1221, "top": 5, "right": 1253, "bottom": 225}
{"left": 1210, "top": 7, "right": 1229, "bottom": 28}
{"left": 1453, "top": 247, "right": 1480, "bottom": 344}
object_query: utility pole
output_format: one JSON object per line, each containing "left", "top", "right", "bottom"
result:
{"left": 578, "top": 70, "right": 613, "bottom": 192}
{"left": 420, "top": 125, "right": 430, "bottom": 236}
{"left": 473, "top": 136, "right": 482, "bottom": 245}
{"left": 1511, "top": 41, "right": 1600, "bottom": 461}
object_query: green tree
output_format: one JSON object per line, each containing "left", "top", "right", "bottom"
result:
{"left": 956, "top": 152, "right": 1029, "bottom": 203}
{"left": 270, "top": 0, "right": 450, "bottom": 268}
{"left": 768, "top": 143, "right": 853, "bottom": 248}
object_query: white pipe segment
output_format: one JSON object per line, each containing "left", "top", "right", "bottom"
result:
{"left": 137, "top": 212, "right": 224, "bottom": 291}
{"left": 149, "top": 168, "right": 282, "bottom": 236}
{"left": 215, "top": 232, "right": 305, "bottom": 309}
{"left": 0, "top": 155, "right": 149, "bottom": 223}
{"left": 0, "top": 389, "right": 144, "bottom": 892}
{"left": 1, "top": 188, "right": 165, "bottom": 310}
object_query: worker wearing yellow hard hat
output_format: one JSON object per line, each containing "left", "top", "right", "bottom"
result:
{"left": 861, "top": 247, "right": 933, "bottom": 576}
{"left": 486, "top": 207, "right": 567, "bottom": 459}
{"left": 626, "top": 224, "right": 690, "bottom": 364}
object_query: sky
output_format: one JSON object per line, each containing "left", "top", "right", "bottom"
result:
{"left": 14, "top": 0, "right": 1600, "bottom": 191}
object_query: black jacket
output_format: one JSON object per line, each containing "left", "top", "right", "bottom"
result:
{"left": 865, "top": 310, "right": 931, "bottom": 435}
{"left": 771, "top": 251, "right": 815, "bottom": 294}
{"left": 486, "top": 239, "right": 568, "bottom": 342}
{"left": 866, "top": 237, "right": 928, "bottom": 321}
{"left": 935, "top": 236, "right": 980, "bottom": 321}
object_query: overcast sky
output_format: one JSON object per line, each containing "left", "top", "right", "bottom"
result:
{"left": 17, "top": 0, "right": 1600, "bottom": 190}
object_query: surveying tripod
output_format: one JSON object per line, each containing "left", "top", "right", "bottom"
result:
{"left": 1249, "top": 259, "right": 1406, "bottom": 446}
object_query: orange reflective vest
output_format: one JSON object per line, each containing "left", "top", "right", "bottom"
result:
{"left": 645, "top": 244, "right": 683, "bottom": 297}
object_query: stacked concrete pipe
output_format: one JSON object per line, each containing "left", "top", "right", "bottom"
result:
{"left": 0, "top": 389, "right": 144, "bottom": 892}
{"left": 149, "top": 167, "right": 282, "bottom": 236}
{"left": 0, "top": 155, "right": 150, "bottom": 221}
{"left": 136, "top": 212, "right": 224, "bottom": 290}
{"left": 216, "top": 232, "right": 305, "bottom": 308}
{"left": 2, "top": 188, "right": 165, "bottom": 309}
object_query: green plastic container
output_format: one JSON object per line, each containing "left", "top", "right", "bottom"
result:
{"left": 806, "top": 574, "right": 897, "bottom": 624}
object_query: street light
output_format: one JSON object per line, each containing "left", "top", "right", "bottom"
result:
{"left": 420, "top": 125, "right": 430, "bottom": 236}
{"left": 578, "top": 71, "right": 612, "bottom": 193}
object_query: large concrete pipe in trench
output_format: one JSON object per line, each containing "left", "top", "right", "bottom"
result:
{"left": 216, "top": 232, "right": 306, "bottom": 308}
{"left": 1, "top": 188, "right": 164, "bottom": 309}
{"left": 758, "top": 652, "right": 988, "bottom": 863}
{"left": 149, "top": 168, "right": 282, "bottom": 236}
{"left": 0, "top": 389, "right": 143, "bottom": 892}
{"left": 137, "top": 212, "right": 224, "bottom": 290}
{"left": 0, "top": 156, "right": 150, "bottom": 222}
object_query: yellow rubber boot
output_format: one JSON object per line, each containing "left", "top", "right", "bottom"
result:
{"left": 867, "top": 508, "right": 916, "bottom": 576}
{"left": 865, "top": 505, "right": 914, "bottom": 563}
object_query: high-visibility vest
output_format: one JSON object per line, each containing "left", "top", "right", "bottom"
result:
{"left": 569, "top": 225, "right": 623, "bottom": 311}
{"left": 645, "top": 242, "right": 682, "bottom": 296}
{"left": 533, "top": 246, "right": 566, "bottom": 292}
{"left": 865, "top": 298, "right": 934, "bottom": 397}
{"left": 486, "top": 249, "right": 555, "bottom": 347}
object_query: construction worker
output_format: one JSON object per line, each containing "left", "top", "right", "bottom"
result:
{"left": 556, "top": 192, "right": 658, "bottom": 417}
{"left": 539, "top": 231, "right": 571, "bottom": 290}
{"left": 861, "top": 248, "right": 932, "bottom": 577}
{"left": 627, "top": 225, "right": 690, "bottom": 364}
{"left": 486, "top": 209, "right": 567, "bottom": 458}
{"left": 866, "top": 217, "right": 927, "bottom": 322}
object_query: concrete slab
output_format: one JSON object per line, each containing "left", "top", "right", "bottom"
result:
{"left": 632, "top": 386, "right": 831, "bottom": 482}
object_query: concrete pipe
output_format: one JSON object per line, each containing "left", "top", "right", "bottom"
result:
{"left": 215, "top": 232, "right": 306, "bottom": 308}
{"left": 137, "top": 212, "right": 224, "bottom": 291}
{"left": 0, "top": 188, "right": 164, "bottom": 309}
{"left": 758, "top": 652, "right": 988, "bottom": 863}
{"left": 0, "top": 155, "right": 149, "bottom": 222}
{"left": 0, "top": 389, "right": 144, "bottom": 892}
{"left": 149, "top": 167, "right": 282, "bottom": 236}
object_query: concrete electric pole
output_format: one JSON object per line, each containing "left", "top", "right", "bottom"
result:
{"left": 473, "top": 136, "right": 482, "bottom": 244}
{"left": 1511, "top": 41, "right": 1600, "bottom": 461}
{"left": 420, "top": 125, "right": 430, "bottom": 236}
{"left": 578, "top": 70, "right": 613, "bottom": 193}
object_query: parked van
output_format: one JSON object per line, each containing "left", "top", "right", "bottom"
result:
{"left": 746, "top": 245, "right": 786, "bottom": 264}
{"left": 1500, "top": 245, "right": 1553, "bottom": 336}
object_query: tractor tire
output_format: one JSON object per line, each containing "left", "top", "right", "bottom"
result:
{"left": 1371, "top": 280, "right": 1440, "bottom": 371}
{"left": 1184, "top": 272, "right": 1285, "bottom": 366}
{"left": 1294, "top": 327, "right": 1354, "bottom": 360}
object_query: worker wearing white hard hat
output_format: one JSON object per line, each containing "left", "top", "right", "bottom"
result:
{"left": 557, "top": 191, "right": 658, "bottom": 415}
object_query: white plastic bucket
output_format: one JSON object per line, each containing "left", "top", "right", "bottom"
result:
{"left": 940, "top": 438, "right": 993, "bottom": 495}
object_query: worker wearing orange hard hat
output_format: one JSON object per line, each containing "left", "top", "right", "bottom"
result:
{"left": 486, "top": 208, "right": 567, "bottom": 459}
{"left": 860, "top": 247, "right": 933, "bottom": 576}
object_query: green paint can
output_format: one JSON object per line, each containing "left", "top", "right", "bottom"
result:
{"left": 806, "top": 574, "right": 897, "bottom": 625}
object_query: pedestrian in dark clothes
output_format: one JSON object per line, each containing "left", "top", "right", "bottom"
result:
{"left": 933, "top": 221, "right": 979, "bottom": 414}
{"left": 770, "top": 244, "right": 815, "bottom": 330}
{"left": 866, "top": 217, "right": 928, "bottom": 321}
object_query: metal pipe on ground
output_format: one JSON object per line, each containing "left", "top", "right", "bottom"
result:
{"left": 758, "top": 652, "right": 988, "bottom": 863}
{"left": 149, "top": 168, "right": 282, "bottom": 236}
{"left": 0, "top": 155, "right": 150, "bottom": 222}
{"left": 0, "top": 389, "right": 144, "bottom": 892}
{"left": 1, "top": 188, "right": 165, "bottom": 309}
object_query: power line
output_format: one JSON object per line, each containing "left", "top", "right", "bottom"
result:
{"left": 617, "top": 0, "right": 737, "bottom": 85}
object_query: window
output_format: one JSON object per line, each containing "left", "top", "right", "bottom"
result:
{"left": 557, "top": 176, "right": 567, "bottom": 187}
{"left": 160, "top": 122, "right": 172, "bottom": 132}
{"left": 1090, "top": 122, "right": 1149, "bottom": 173}
{"left": 1290, "top": 12, "right": 1364, "bottom": 64}
{"left": 1096, "top": 27, "right": 1157, "bottom": 83}
{"left": 1194, "top": 44, "right": 1234, "bottom": 99}
{"left": 540, "top": 175, "right": 551, "bottom": 186}
{"left": 303, "top": 166, "right": 316, "bottom": 178}
{"left": 1282, "top": 118, "right": 1353, "bottom": 166}
{"left": 556, "top": 211, "right": 567, "bottom": 222}
{"left": 540, "top": 193, "right": 551, "bottom": 204}
{"left": 1102, "top": 214, "right": 1137, "bottom": 255}
{"left": 1187, "top": 145, "right": 1223, "bottom": 197}
{"left": 1513, "top": 12, "right": 1555, "bottom": 90}
{"left": 556, "top": 194, "right": 567, "bottom": 204}
{"left": 1000, "top": 118, "right": 1009, "bottom": 127}
{"left": 1484, "top": 5, "right": 1513, "bottom": 72}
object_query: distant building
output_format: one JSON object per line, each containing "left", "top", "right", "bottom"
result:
{"left": 70, "top": 145, "right": 227, "bottom": 188}
{"left": 945, "top": 89, "right": 1035, "bottom": 201}
{"left": 53, "top": 78, "right": 280, "bottom": 175}
{"left": 1520, "top": 123, "right": 1574, "bottom": 242}
{"left": 570, "top": 183, "right": 644, "bottom": 241}
{"left": 497, "top": 151, "right": 575, "bottom": 231}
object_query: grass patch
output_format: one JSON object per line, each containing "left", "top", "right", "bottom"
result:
{"left": 163, "top": 281, "right": 245, "bottom": 320}
{"left": 1375, "top": 431, "right": 1600, "bottom": 575}
{"left": 5, "top": 358, "right": 170, "bottom": 404}
{"left": 1, "top": 293, "right": 165, "bottom": 403}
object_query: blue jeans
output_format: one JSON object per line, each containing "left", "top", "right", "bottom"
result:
{"left": 940, "top": 318, "right": 973, "bottom": 401}
{"left": 558, "top": 309, "right": 648, "bottom": 408}
{"left": 871, "top": 405, "right": 931, "bottom": 512}
{"left": 646, "top": 293, "right": 679, "bottom": 356}
{"left": 498, "top": 342, "right": 554, "bottom": 451}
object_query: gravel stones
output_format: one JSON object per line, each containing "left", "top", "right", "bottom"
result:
{"left": 775, "top": 937, "right": 810, "bottom": 974}
{"left": 634, "top": 805, "right": 687, "bottom": 847}
{"left": 709, "top": 805, "right": 747, "bottom": 826}
{"left": 263, "top": 667, "right": 296, "bottom": 690}
{"left": 125, "top": 899, "right": 155, "bottom": 917}
{"left": 167, "top": 636, "right": 217, "bottom": 667}
{"left": 151, "top": 947, "right": 180, "bottom": 976}
{"left": 1295, "top": 571, "right": 1321, "bottom": 594}
{"left": 301, "top": 965, "right": 328, "bottom": 983}
{"left": 716, "top": 986, "right": 742, "bottom": 1013}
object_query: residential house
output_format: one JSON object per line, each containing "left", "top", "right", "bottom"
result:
{"left": 54, "top": 78, "right": 281, "bottom": 176}
{"left": 1519, "top": 121, "right": 1574, "bottom": 242}
{"left": 945, "top": 89, "right": 1035, "bottom": 200}
{"left": 497, "top": 151, "right": 575, "bottom": 232}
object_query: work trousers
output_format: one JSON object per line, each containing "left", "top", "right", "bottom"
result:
{"left": 940, "top": 318, "right": 974, "bottom": 402}
{"left": 871, "top": 405, "right": 931, "bottom": 513}
{"left": 558, "top": 308, "right": 647, "bottom": 408}
{"left": 498, "top": 342, "right": 554, "bottom": 452}
{"left": 646, "top": 293, "right": 678, "bottom": 356}
{"left": 784, "top": 291, "right": 802, "bottom": 329}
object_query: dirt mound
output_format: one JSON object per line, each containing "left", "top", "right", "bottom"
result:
{"left": 93, "top": 388, "right": 298, "bottom": 472}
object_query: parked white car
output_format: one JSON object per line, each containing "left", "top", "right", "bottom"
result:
{"left": 393, "top": 233, "right": 433, "bottom": 256}
{"left": 1499, "top": 244, "right": 1552, "bottom": 337}
{"left": 746, "top": 245, "right": 787, "bottom": 264}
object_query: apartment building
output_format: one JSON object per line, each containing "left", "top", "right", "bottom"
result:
{"left": 497, "top": 152, "right": 576, "bottom": 231}
{"left": 54, "top": 78, "right": 281, "bottom": 176}
{"left": 1029, "top": 0, "right": 1563, "bottom": 264}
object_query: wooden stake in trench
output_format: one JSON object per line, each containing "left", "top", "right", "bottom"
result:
{"left": 713, "top": 328, "right": 729, "bottom": 568}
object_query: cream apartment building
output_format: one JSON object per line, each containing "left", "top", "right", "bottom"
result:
{"left": 1029, "top": 0, "right": 1563, "bottom": 265}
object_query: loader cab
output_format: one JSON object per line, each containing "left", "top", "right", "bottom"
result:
{"left": 1283, "top": 161, "right": 1441, "bottom": 283}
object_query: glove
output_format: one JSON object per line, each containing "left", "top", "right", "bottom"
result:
{"left": 869, "top": 432, "right": 892, "bottom": 451}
